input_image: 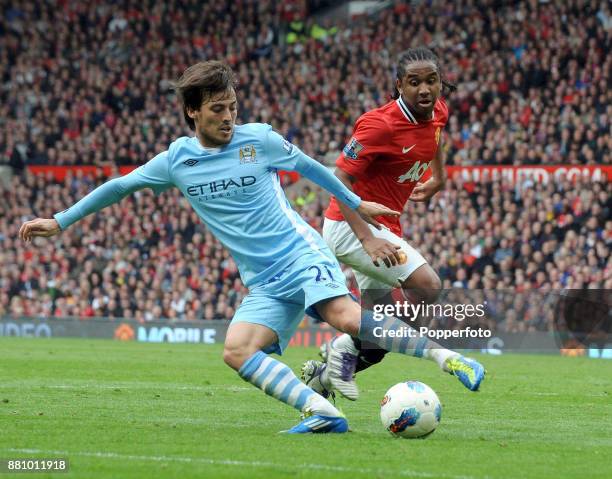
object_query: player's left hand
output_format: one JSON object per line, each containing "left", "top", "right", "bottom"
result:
{"left": 19, "top": 218, "right": 61, "bottom": 243}
{"left": 409, "top": 178, "right": 445, "bottom": 202}
{"left": 357, "top": 201, "right": 401, "bottom": 229}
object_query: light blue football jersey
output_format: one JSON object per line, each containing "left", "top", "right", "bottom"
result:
{"left": 54, "top": 123, "right": 361, "bottom": 287}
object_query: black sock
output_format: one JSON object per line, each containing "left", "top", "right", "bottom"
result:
{"left": 352, "top": 337, "right": 388, "bottom": 373}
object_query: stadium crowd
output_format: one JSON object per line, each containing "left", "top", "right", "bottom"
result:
{"left": 1, "top": 0, "right": 609, "bottom": 171}
{"left": 0, "top": 0, "right": 610, "bottom": 322}
{"left": 294, "top": 176, "right": 611, "bottom": 294}
{"left": 1, "top": 171, "right": 609, "bottom": 321}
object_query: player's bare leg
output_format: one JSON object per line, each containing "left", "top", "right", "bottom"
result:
{"left": 399, "top": 264, "right": 464, "bottom": 368}
{"left": 367, "top": 264, "right": 485, "bottom": 387}
{"left": 224, "top": 323, "right": 347, "bottom": 433}
{"left": 331, "top": 264, "right": 448, "bottom": 378}
{"left": 314, "top": 284, "right": 485, "bottom": 400}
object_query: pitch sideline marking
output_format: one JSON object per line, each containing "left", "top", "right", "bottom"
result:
{"left": 4, "top": 448, "right": 481, "bottom": 479}
{"left": 2, "top": 381, "right": 253, "bottom": 392}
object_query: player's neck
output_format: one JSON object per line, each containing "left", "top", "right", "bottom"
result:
{"left": 196, "top": 132, "right": 226, "bottom": 149}
{"left": 409, "top": 105, "right": 432, "bottom": 123}
{"left": 400, "top": 95, "right": 433, "bottom": 122}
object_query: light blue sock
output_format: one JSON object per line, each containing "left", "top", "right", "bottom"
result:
{"left": 239, "top": 351, "right": 339, "bottom": 415}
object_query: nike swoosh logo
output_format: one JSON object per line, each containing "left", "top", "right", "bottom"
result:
{"left": 402, "top": 145, "right": 416, "bottom": 154}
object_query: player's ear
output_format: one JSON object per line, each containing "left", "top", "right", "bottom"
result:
{"left": 395, "top": 78, "right": 402, "bottom": 95}
{"left": 186, "top": 107, "right": 197, "bottom": 119}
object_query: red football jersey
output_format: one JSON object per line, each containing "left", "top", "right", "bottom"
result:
{"left": 326, "top": 96, "right": 449, "bottom": 236}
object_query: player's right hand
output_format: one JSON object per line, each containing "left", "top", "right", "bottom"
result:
{"left": 19, "top": 218, "right": 61, "bottom": 243}
{"left": 362, "top": 237, "right": 403, "bottom": 268}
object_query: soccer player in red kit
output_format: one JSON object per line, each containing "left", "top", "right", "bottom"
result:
{"left": 302, "top": 48, "right": 485, "bottom": 400}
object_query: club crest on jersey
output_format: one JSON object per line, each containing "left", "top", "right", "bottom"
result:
{"left": 435, "top": 127, "right": 441, "bottom": 145}
{"left": 342, "top": 137, "right": 364, "bottom": 160}
{"left": 239, "top": 144, "right": 257, "bottom": 164}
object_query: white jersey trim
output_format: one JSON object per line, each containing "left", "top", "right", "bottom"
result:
{"left": 396, "top": 96, "right": 436, "bottom": 123}
{"left": 396, "top": 96, "right": 417, "bottom": 124}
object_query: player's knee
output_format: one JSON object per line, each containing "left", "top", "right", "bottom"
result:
{"left": 317, "top": 297, "right": 360, "bottom": 336}
{"left": 401, "top": 271, "right": 442, "bottom": 304}
{"left": 421, "top": 275, "right": 442, "bottom": 302}
{"left": 336, "top": 317, "right": 360, "bottom": 336}
{"left": 223, "top": 343, "right": 253, "bottom": 371}
{"left": 222, "top": 346, "right": 239, "bottom": 370}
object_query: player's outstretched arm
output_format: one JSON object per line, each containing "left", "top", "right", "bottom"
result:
{"left": 18, "top": 175, "right": 136, "bottom": 243}
{"left": 20, "top": 151, "right": 172, "bottom": 241}
{"left": 291, "top": 154, "right": 400, "bottom": 221}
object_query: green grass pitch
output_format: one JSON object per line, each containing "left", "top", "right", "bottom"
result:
{"left": 0, "top": 337, "right": 610, "bottom": 479}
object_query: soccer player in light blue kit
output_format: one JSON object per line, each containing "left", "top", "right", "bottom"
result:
{"left": 20, "top": 61, "right": 474, "bottom": 433}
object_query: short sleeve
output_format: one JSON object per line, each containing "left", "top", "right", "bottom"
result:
{"left": 336, "top": 115, "right": 391, "bottom": 179}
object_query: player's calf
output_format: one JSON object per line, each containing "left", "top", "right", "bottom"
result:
{"left": 399, "top": 264, "right": 442, "bottom": 304}
{"left": 238, "top": 351, "right": 346, "bottom": 432}
{"left": 358, "top": 310, "right": 485, "bottom": 389}
{"left": 225, "top": 323, "right": 346, "bottom": 432}
{"left": 223, "top": 344, "right": 256, "bottom": 371}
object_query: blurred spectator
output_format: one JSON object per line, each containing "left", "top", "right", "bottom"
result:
{"left": 0, "top": 0, "right": 610, "bottom": 322}
{"left": 0, "top": 173, "right": 609, "bottom": 321}
{"left": 0, "top": 0, "right": 608, "bottom": 169}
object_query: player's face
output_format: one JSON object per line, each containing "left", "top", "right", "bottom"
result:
{"left": 189, "top": 88, "right": 238, "bottom": 147}
{"left": 396, "top": 61, "right": 441, "bottom": 120}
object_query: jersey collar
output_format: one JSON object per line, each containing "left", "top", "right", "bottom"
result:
{"left": 396, "top": 96, "right": 435, "bottom": 123}
{"left": 193, "top": 137, "right": 221, "bottom": 154}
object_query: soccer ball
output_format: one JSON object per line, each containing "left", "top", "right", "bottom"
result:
{"left": 380, "top": 381, "right": 442, "bottom": 438}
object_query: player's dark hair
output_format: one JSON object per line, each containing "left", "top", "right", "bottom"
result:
{"left": 392, "top": 47, "right": 457, "bottom": 99}
{"left": 173, "top": 61, "right": 237, "bottom": 131}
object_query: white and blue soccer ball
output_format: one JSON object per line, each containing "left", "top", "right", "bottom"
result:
{"left": 380, "top": 381, "right": 442, "bottom": 438}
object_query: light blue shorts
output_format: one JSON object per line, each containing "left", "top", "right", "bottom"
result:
{"left": 231, "top": 251, "right": 349, "bottom": 355}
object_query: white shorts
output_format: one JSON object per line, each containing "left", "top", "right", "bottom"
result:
{"left": 322, "top": 218, "right": 427, "bottom": 290}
